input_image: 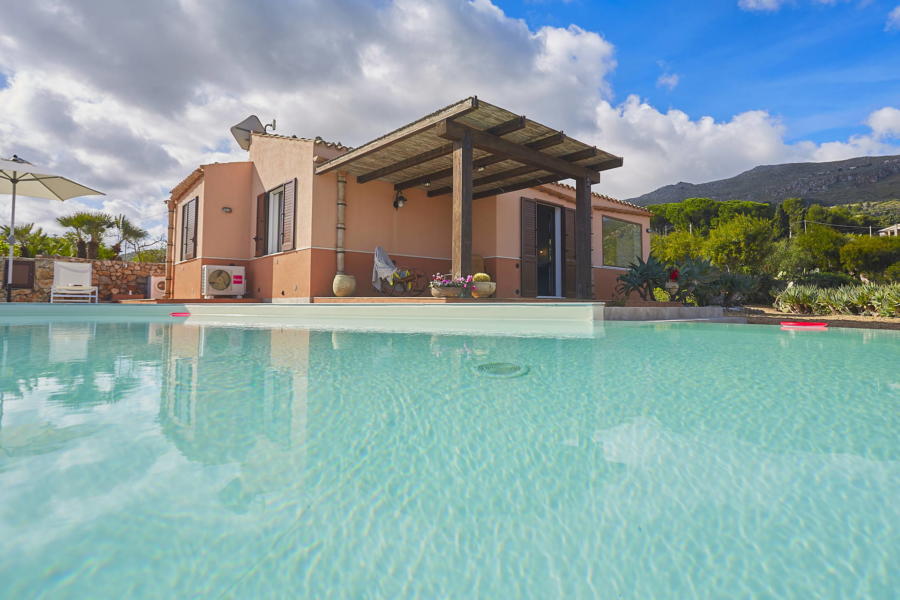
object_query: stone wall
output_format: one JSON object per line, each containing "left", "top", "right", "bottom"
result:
{"left": 1, "top": 257, "right": 165, "bottom": 302}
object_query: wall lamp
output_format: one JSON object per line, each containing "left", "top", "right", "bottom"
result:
{"left": 393, "top": 191, "right": 407, "bottom": 209}
{"left": 222, "top": 206, "right": 233, "bottom": 213}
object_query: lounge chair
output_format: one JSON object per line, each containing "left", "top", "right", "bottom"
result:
{"left": 371, "top": 246, "right": 426, "bottom": 296}
{"left": 50, "top": 261, "right": 99, "bottom": 303}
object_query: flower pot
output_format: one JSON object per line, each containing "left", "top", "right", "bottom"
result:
{"left": 431, "top": 286, "right": 463, "bottom": 298}
{"left": 332, "top": 273, "right": 356, "bottom": 297}
{"left": 471, "top": 281, "right": 496, "bottom": 298}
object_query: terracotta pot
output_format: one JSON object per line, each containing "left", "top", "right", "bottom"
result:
{"left": 332, "top": 273, "right": 356, "bottom": 297}
{"left": 471, "top": 281, "right": 496, "bottom": 298}
{"left": 431, "top": 286, "right": 463, "bottom": 298}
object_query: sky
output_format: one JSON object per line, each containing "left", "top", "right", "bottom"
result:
{"left": 1, "top": 0, "right": 899, "bottom": 241}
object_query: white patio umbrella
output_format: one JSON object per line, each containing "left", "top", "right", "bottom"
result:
{"left": 1, "top": 155, "right": 104, "bottom": 302}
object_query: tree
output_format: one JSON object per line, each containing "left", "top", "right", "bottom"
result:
{"left": 111, "top": 214, "right": 149, "bottom": 259}
{"left": 713, "top": 200, "right": 772, "bottom": 226}
{"left": 650, "top": 230, "right": 705, "bottom": 263}
{"left": 839, "top": 236, "right": 900, "bottom": 280}
{"left": 703, "top": 215, "right": 775, "bottom": 273}
{"left": 781, "top": 197, "right": 807, "bottom": 236}
{"left": 772, "top": 203, "right": 790, "bottom": 240}
{"left": 58, "top": 212, "right": 113, "bottom": 259}
{"left": 679, "top": 197, "right": 719, "bottom": 234}
{"left": 792, "top": 225, "right": 847, "bottom": 272}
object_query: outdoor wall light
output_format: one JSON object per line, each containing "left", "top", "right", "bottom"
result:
{"left": 393, "top": 191, "right": 407, "bottom": 209}
{"left": 222, "top": 206, "right": 233, "bottom": 213}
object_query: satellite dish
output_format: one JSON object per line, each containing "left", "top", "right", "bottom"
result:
{"left": 230, "top": 115, "right": 266, "bottom": 150}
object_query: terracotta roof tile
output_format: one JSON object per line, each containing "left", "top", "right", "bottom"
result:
{"left": 545, "top": 182, "right": 651, "bottom": 215}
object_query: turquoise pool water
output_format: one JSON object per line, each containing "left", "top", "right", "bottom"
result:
{"left": 0, "top": 318, "right": 897, "bottom": 598}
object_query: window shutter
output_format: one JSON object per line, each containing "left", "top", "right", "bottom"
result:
{"left": 255, "top": 193, "right": 268, "bottom": 257}
{"left": 280, "top": 178, "right": 296, "bottom": 252}
{"left": 564, "top": 208, "right": 576, "bottom": 298}
{"left": 182, "top": 197, "right": 198, "bottom": 260}
{"left": 520, "top": 197, "right": 538, "bottom": 298}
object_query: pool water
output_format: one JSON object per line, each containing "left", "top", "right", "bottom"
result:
{"left": 0, "top": 319, "right": 897, "bottom": 599}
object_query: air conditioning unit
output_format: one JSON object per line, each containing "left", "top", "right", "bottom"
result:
{"left": 148, "top": 276, "right": 166, "bottom": 300}
{"left": 201, "top": 265, "right": 246, "bottom": 298}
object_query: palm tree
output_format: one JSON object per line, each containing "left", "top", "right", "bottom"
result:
{"left": 111, "top": 214, "right": 149, "bottom": 260}
{"left": 0, "top": 223, "right": 38, "bottom": 257}
{"left": 57, "top": 212, "right": 113, "bottom": 259}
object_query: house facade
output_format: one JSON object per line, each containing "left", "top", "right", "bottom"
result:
{"left": 166, "top": 98, "right": 650, "bottom": 302}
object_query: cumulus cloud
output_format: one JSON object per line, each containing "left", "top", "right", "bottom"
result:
{"left": 887, "top": 6, "right": 900, "bottom": 31}
{"left": 0, "top": 0, "right": 897, "bottom": 236}
{"left": 656, "top": 73, "right": 680, "bottom": 91}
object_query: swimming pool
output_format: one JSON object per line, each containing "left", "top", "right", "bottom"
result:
{"left": 1, "top": 317, "right": 897, "bottom": 598}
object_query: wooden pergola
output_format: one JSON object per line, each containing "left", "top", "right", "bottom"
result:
{"left": 316, "top": 97, "right": 623, "bottom": 298}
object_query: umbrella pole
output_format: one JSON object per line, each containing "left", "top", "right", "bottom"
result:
{"left": 5, "top": 177, "right": 15, "bottom": 303}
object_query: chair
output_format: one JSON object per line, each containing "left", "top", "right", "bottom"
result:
{"left": 50, "top": 261, "right": 99, "bottom": 303}
{"left": 371, "top": 246, "right": 426, "bottom": 296}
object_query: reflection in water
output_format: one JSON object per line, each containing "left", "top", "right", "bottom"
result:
{"left": 159, "top": 323, "right": 309, "bottom": 512}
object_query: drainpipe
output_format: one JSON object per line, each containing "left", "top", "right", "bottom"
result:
{"left": 331, "top": 171, "right": 356, "bottom": 296}
{"left": 336, "top": 172, "right": 346, "bottom": 274}
{"left": 164, "top": 198, "right": 176, "bottom": 299}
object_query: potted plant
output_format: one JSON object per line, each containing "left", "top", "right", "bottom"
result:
{"left": 429, "top": 274, "right": 473, "bottom": 298}
{"left": 470, "top": 272, "right": 496, "bottom": 298}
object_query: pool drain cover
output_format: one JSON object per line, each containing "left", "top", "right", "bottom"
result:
{"left": 474, "top": 362, "right": 529, "bottom": 378}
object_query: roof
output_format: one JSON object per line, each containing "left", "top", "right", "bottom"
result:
{"left": 315, "top": 97, "right": 622, "bottom": 199}
{"left": 250, "top": 132, "right": 352, "bottom": 151}
{"left": 541, "top": 182, "right": 652, "bottom": 216}
{"left": 169, "top": 167, "right": 204, "bottom": 199}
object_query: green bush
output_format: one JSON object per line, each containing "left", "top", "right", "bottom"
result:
{"left": 615, "top": 256, "right": 668, "bottom": 301}
{"left": 773, "top": 283, "right": 900, "bottom": 317}
{"left": 839, "top": 236, "right": 900, "bottom": 280}
{"left": 885, "top": 262, "right": 900, "bottom": 283}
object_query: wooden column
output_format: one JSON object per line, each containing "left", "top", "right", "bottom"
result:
{"left": 575, "top": 176, "right": 593, "bottom": 299}
{"left": 451, "top": 129, "right": 473, "bottom": 277}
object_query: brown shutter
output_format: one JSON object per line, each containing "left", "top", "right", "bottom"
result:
{"left": 520, "top": 197, "right": 538, "bottom": 298}
{"left": 564, "top": 208, "right": 576, "bottom": 298}
{"left": 255, "top": 193, "right": 267, "bottom": 257}
{"left": 280, "top": 178, "right": 296, "bottom": 252}
{"left": 10, "top": 260, "right": 35, "bottom": 289}
{"left": 182, "top": 198, "right": 197, "bottom": 260}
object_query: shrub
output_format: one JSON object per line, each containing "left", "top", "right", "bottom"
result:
{"left": 703, "top": 215, "right": 774, "bottom": 273}
{"left": 650, "top": 230, "right": 705, "bottom": 263}
{"left": 886, "top": 262, "right": 900, "bottom": 283}
{"left": 774, "top": 285, "right": 820, "bottom": 314}
{"left": 839, "top": 236, "right": 900, "bottom": 280}
{"left": 792, "top": 225, "right": 847, "bottom": 272}
{"left": 616, "top": 256, "right": 668, "bottom": 301}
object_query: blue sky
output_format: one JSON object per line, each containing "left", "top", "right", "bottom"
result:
{"left": 498, "top": 0, "right": 900, "bottom": 143}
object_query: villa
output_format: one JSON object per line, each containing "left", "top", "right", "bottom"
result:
{"left": 165, "top": 97, "right": 651, "bottom": 302}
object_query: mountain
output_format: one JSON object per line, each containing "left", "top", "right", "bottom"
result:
{"left": 627, "top": 155, "right": 900, "bottom": 206}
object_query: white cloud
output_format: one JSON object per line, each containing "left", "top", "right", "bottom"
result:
{"left": 738, "top": 0, "right": 789, "bottom": 11}
{"left": 866, "top": 106, "right": 900, "bottom": 138}
{"left": 0, "top": 0, "right": 897, "bottom": 233}
{"left": 887, "top": 5, "right": 900, "bottom": 31}
{"left": 656, "top": 73, "right": 680, "bottom": 90}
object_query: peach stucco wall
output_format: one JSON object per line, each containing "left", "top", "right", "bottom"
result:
{"left": 200, "top": 162, "right": 253, "bottom": 259}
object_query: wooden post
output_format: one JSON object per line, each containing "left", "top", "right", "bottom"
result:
{"left": 452, "top": 129, "right": 473, "bottom": 277}
{"left": 575, "top": 176, "right": 592, "bottom": 299}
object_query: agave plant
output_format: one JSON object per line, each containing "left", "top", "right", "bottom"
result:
{"left": 616, "top": 256, "right": 668, "bottom": 301}
{"left": 774, "top": 284, "right": 820, "bottom": 314}
{"left": 870, "top": 283, "right": 900, "bottom": 318}
{"left": 816, "top": 286, "right": 853, "bottom": 315}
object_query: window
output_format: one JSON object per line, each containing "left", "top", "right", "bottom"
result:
{"left": 180, "top": 197, "right": 198, "bottom": 261}
{"left": 255, "top": 179, "right": 296, "bottom": 257}
{"left": 602, "top": 216, "right": 642, "bottom": 268}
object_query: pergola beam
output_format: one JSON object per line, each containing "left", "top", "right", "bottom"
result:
{"left": 426, "top": 147, "right": 610, "bottom": 197}
{"left": 452, "top": 129, "right": 473, "bottom": 277}
{"left": 437, "top": 120, "right": 600, "bottom": 183}
{"left": 356, "top": 115, "right": 527, "bottom": 184}
{"left": 394, "top": 130, "right": 567, "bottom": 192}
{"left": 471, "top": 173, "right": 567, "bottom": 200}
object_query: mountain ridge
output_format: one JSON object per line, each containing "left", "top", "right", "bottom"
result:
{"left": 626, "top": 154, "right": 900, "bottom": 206}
